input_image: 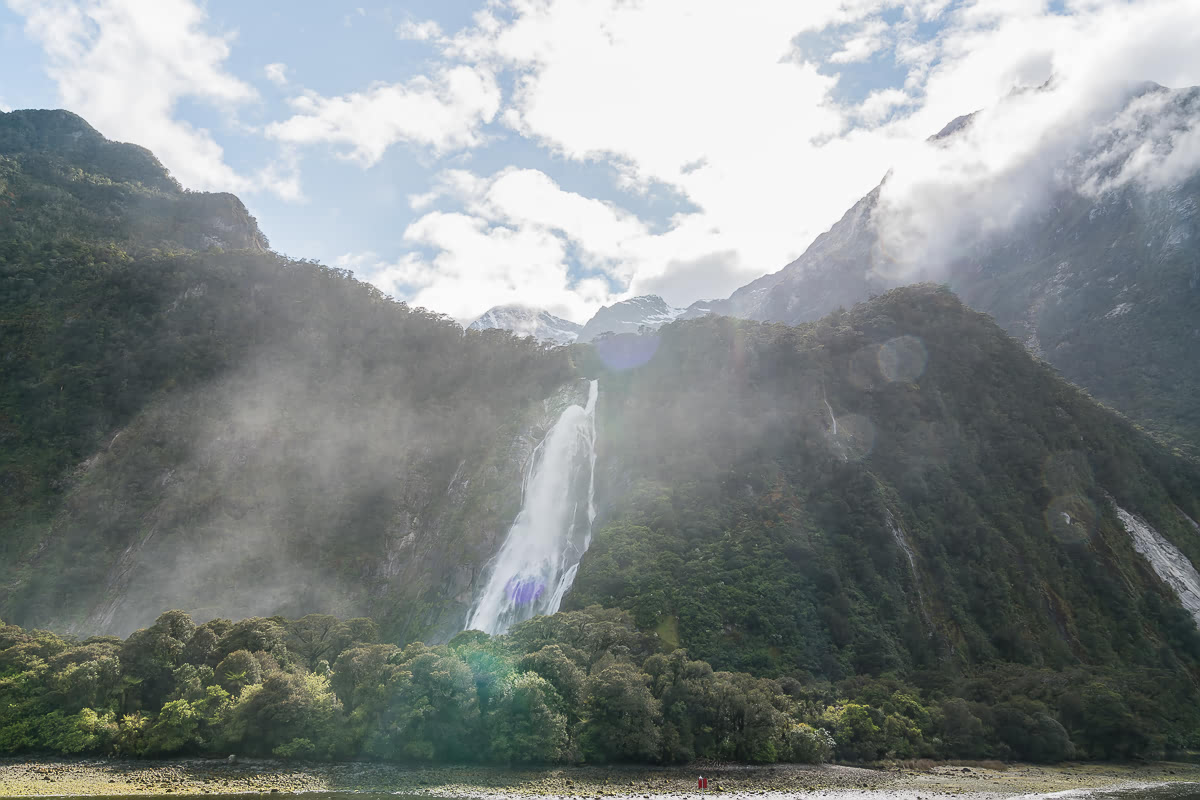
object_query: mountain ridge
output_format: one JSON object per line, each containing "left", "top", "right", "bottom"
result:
{"left": 0, "top": 108, "right": 269, "bottom": 253}
{"left": 468, "top": 305, "right": 582, "bottom": 344}
{"left": 709, "top": 83, "right": 1200, "bottom": 454}
{"left": 577, "top": 295, "right": 684, "bottom": 342}
{"left": 3, "top": 109, "right": 1200, "bottom": 760}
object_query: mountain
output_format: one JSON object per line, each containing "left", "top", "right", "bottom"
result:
{"left": 4, "top": 109, "right": 1200, "bottom": 756}
{"left": 578, "top": 287, "right": 1200, "bottom": 677}
{"left": 0, "top": 108, "right": 573, "bottom": 640}
{"left": 715, "top": 83, "right": 1200, "bottom": 455}
{"left": 468, "top": 305, "right": 582, "bottom": 344}
{"left": 0, "top": 109, "right": 268, "bottom": 251}
{"left": 471, "top": 295, "right": 686, "bottom": 345}
{"left": 577, "top": 295, "right": 684, "bottom": 342}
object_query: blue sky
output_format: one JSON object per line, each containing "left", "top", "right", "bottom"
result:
{"left": 3, "top": 0, "right": 1200, "bottom": 323}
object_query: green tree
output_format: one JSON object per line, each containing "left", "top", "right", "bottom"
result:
{"left": 518, "top": 644, "right": 586, "bottom": 719}
{"left": 580, "top": 662, "right": 661, "bottom": 763}
{"left": 285, "top": 614, "right": 376, "bottom": 672}
{"left": 215, "top": 650, "right": 262, "bottom": 696}
{"left": 144, "top": 699, "right": 199, "bottom": 755}
{"left": 363, "top": 647, "right": 481, "bottom": 762}
{"left": 119, "top": 611, "right": 196, "bottom": 711}
{"left": 486, "top": 672, "right": 569, "bottom": 764}
{"left": 211, "top": 618, "right": 286, "bottom": 666}
{"left": 938, "top": 698, "right": 987, "bottom": 759}
{"left": 821, "top": 703, "right": 884, "bottom": 762}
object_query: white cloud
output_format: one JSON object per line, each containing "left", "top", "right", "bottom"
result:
{"left": 347, "top": 165, "right": 760, "bottom": 323}
{"left": 396, "top": 19, "right": 443, "bottom": 42}
{"left": 264, "top": 62, "right": 288, "bottom": 86}
{"left": 372, "top": 0, "right": 1200, "bottom": 321}
{"left": 0, "top": 98, "right": 11, "bottom": 112}
{"left": 829, "top": 18, "right": 889, "bottom": 64}
{"left": 435, "top": 1, "right": 883, "bottom": 305}
{"left": 265, "top": 65, "right": 501, "bottom": 165}
{"left": 255, "top": 146, "right": 304, "bottom": 202}
{"left": 336, "top": 216, "right": 596, "bottom": 325}
{"left": 856, "top": 88, "right": 912, "bottom": 125}
{"left": 25, "top": 0, "right": 1190, "bottom": 320}
{"left": 5, "top": 0, "right": 298, "bottom": 197}
{"left": 1080, "top": 89, "right": 1200, "bottom": 194}
{"left": 868, "top": 0, "right": 1200, "bottom": 273}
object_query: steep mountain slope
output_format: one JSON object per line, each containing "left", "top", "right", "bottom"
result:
{"left": 0, "top": 109, "right": 267, "bottom": 251}
{"left": 0, "top": 109, "right": 574, "bottom": 639}
{"left": 573, "top": 286, "right": 1200, "bottom": 687}
{"left": 577, "top": 295, "right": 683, "bottom": 342}
{"left": 714, "top": 84, "right": 1200, "bottom": 453}
{"left": 5, "top": 110, "right": 1200, "bottom": 752}
{"left": 468, "top": 305, "right": 582, "bottom": 344}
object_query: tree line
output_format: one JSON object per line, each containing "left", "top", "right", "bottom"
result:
{"left": 4, "top": 604, "right": 1180, "bottom": 764}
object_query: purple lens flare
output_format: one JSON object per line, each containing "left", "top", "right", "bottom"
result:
{"left": 505, "top": 576, "right": 546, "bottom": 607}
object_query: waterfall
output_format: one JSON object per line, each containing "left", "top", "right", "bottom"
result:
{"left": 466, "top": 380, "right": 599, "bottom": 635}
{"left": 1114, "top": 504, "right": 1200, "bottom": 629}
{"left": 886, "top": 511, "right": 932, "bottom": 633}
{"left": 823, "top": 386, "right": 838, "bottom": 435}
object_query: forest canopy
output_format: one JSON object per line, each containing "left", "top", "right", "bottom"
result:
{"left": 1, "top": 606, "right": 1189, "bottom": 764}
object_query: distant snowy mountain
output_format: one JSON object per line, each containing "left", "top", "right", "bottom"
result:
{"left": 467, "top": 305, "right": 582, "bottom": 345}
{"left": 577, "top": 295, "right": 685, "bottom": 342}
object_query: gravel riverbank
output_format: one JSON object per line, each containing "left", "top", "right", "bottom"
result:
{"left": 1, "top": 758, "right": 1198, "bottom": 799}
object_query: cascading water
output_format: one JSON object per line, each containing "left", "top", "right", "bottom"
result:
{"left": 823, "top": 387, "right": 838, "bottom": 435}
{"left": 465, "top": 380, "right": 599, "bottom": 635}
{"left": 886, "top": 511, "right": 932, "bottom": 633}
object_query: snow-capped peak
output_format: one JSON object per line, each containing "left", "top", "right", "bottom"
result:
{"left": 467, "top": 305, "right": 582, "bottom": 345}
{"left": 577, "top": 295, "right": 685, "bottom": 342}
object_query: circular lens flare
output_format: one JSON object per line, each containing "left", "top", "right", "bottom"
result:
{"left": 595, "top": 333, "right": 660, "bottom": 371}
{"left": 878, "top": 335, "right": 928, "bottom": 383}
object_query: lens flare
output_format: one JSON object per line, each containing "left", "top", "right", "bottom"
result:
{"left": 504, "top": 576, "right": 546, "bottom": 607}
{"left": 594, "top": 333, "right": 659, "bottom": 371}
{"left": 878, "top": 335, "right": 928, "bottom": 382}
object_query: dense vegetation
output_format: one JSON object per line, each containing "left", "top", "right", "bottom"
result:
{"left": 570, "top": 287, "right": 1200, "bottom": 754}
{"left": 0, "top": 607, "right": 835, "bottom": 764}
{"left": 1, "top": 110, "right": 571, "bottom": 638}
{"left": 3, "top": 605, "right": 1170, "bottom": 764}
{"left": 4, "top": 109, "right": 1200, "bottom": 764}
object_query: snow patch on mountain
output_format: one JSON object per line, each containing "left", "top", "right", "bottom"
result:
{"left": 468, "top": 306, "right": 582, "bottom": 345}
{"left": 577, "top": 295, "right": 685, "bottom": 342}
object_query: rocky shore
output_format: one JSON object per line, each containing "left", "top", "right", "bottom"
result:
{"left": 0, "top": 758, "right": 1198, "bottom": 799}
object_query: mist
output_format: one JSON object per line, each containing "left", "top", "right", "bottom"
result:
{"left": 86, "top": 322, "right": 574, "bottom": 638}
{"left": 871, "top": 78, "right": 1200, "bottom": 283}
